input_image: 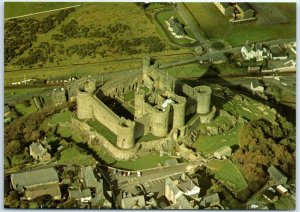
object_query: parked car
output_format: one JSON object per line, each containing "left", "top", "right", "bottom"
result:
{"left": 137, "top": 171, "right": 142, "bottom": 177}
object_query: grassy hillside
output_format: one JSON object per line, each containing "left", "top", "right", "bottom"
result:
{"left": 4, "top": 2, "right": 192, "bottom": 85}
{"left": 4, "top": 2, "right": 84, "bottom": 19}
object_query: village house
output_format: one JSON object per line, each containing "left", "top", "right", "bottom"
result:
{"left": 214, "top": 146, "right": 232, "bottom": 160}
{"left": 199, "top": 193, "right": 220, "bottom": 208}
{"left": 52, "top": 88, "right": 66, "bottom": 106}
{"left": 250, "top": 80, "right": 265, "bottom": 93}
{"left": 214, "top": 2, "right": 235, "bottom": 16}
{"left": 121, "top": 194, "right": 146, "bottom": 209}
{"left": 269, "top": 45, "right": 288, "bottom": 61}
{"left": 10, "top": 168, "right": 61, "bottom": 200}
{"left": 235, "top": 3, "right": 255, "bottom": 19}
{"left": 165, "top": 16, "right": 186, "bottom": 39}
{"left": 69, "top": 188, "right": 92, "bottom": 203}
{"left": 165, "top": 177, "right": 194, "bottom": 210}
{"left": 29, "top": 142, "right": 51, "bottom": 162}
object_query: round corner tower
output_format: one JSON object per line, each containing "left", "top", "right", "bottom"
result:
{"left": 117, "top": 117, "right": 135, "bottom": 149}
{"left": 150, "top": 105, "right": 170, "bottom": 137}
{"left": 194, "top": 85, "right": 212, "bottom": 114}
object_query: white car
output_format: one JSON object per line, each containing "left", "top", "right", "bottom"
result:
{"left": 137, "top": 171, "right": 141, "bottom": 177}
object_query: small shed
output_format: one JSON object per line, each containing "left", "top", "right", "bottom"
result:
{"left": 29, "top": 142, "right": 51, "bottom": 162}
{"left": 214, "top": 2, "right": 235, "bottom": 16}
{"left": 214, "top": 146, "right": 232, "bottom": 159}
{"left": 250, "top": 80, "right": 265, "bottom": 93}
{"left": 235, "top": 3, "right": 255, "bottom": 19}
{"left": 267, "top": 166, "right": 287, "bottom": 185}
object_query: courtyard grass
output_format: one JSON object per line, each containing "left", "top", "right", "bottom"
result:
{"left": 208, "top": 159, "right": 248, "bottom": 193}
{"left": 123, "top": 90, "right": 135, "bottom": 102}
{"left": 137, "top": 133, "right": 160, "bottom": 143}
{"left": 87, "top": 120, "right": 117, "bottom": 145}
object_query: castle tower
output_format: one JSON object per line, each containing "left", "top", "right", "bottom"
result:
{"left": 143, "top": 56, "right": 151, "bottom": 74}
{"left": 85, "top": 80, "right": 96, "bottom": 94}
{"left": 172, "top": 96, "right": 186, "bottom": 129}
{"left": 150, "top": 105, "right": 170, "bottom": 137}
{"left": 135, "top": 88, "right": 145, "bottom": 119}
{"left": 117, "top": 118, "right": 135, "bottom": 149}
{"left": 194, "top": 86, "right": 212, "bottom": 114}
{"left": 77, "top": 90, "right": 94, "bottom": 119}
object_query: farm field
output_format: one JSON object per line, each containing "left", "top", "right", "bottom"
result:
{"left": 208, "top": 159, "right": 248, "bottom": 193}
{"left": 193, "top": 123, "right": 243, "bottom": 155}
{"left": 185, "top": 2, "right": 296, "bottom": 46}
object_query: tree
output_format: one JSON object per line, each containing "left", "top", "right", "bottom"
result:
{"left": 233, "top": 118, "right": 295, "bottom": 192}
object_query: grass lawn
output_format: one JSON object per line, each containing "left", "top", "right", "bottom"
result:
{"left": 123, "top": 90, "right": 135, "bottom": 102}
{"left": 15, "top": 100, "right": 37, "bottom": 116}
{"left": 137, "top": 133, "right": 160, "bottom": 143}
{"left": 185, "top": 3, "right": 296, "bottom": 46}
{"left": 87, "top": 120, "right": 117, "bottom": 145}
{"left": 4, "top": 87, "right": 49, "bottom": 99}
{"left": 49, "top": 111, "right": 72, "bottom": 125}
{"left": 193, "top": 123, "right": 243, "bottom": 155}
{"left": 59, "top": 146, "right": 96, "bottom": 165}
{"left": 4, "top": 2, "right": 84, "bottom": 19}
{"left": 165, "top": 63, "right": 208, "bottom": 78}
{"left": 208, "top": 159, "right": 248, "bottom": 193}
{"left": 223, "top": 95, "right": 277, "bottom": 122}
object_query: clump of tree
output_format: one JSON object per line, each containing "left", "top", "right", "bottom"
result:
{"left": 5, "top": 8, "right": 75, "bottom": 64}
{"left": 4, "top": 102, "right": 75, "bottom": 168}
{"left": 232, "top": 118, "right": 295, "bottom": 192}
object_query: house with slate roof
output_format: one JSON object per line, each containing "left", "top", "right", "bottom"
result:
{"left": 29, "top": 142, "right": 51, "bottom": 162}
{"left": 10, "top": 168, "right": 61, "bottom": 200}
{"left": 165, "top": 16, "right": 186, "bottom": 39}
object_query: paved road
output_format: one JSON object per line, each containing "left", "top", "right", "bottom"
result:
{"left": 112, "top": 160, "right": 205, "bottom": 188}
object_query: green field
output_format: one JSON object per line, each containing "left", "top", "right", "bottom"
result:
{"left": 49, "top": 110, "right": 72, "bottom": 125}
{"left": 4, "top": 2, "right": 191, "bottom": 86}
{"left": 185, "top": 3, "right": 296, "bottom": 46}
{"left": 59, "top": 146, "right": 96, "bottom": 165}
{"left": 56, "top": 125, "right": 83, "bottom": 142}
{"left": 4, "top": 2, "right": 83, "bottom": 19}
{"left": 15, "top": 100, "right": 37, "bottom": 116}
{"left": 193, "top": 123, "right": 243, "bottom": 155}
{"left": 208, "top": 159, "right": 248, "bottom": 193}
{"left": 274, "top": 195, "right": 295, "bottom": 210}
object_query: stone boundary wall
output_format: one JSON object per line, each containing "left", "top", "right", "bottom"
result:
{"left": 100, "top": 71, "right": 142, "bottom": 97}
{"left": 71, "top": 118, "right": 137, "bottom": 160}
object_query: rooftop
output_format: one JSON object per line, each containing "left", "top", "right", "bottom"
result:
{"left": 11, "top": 168, "right": 59, "bottom": 192}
